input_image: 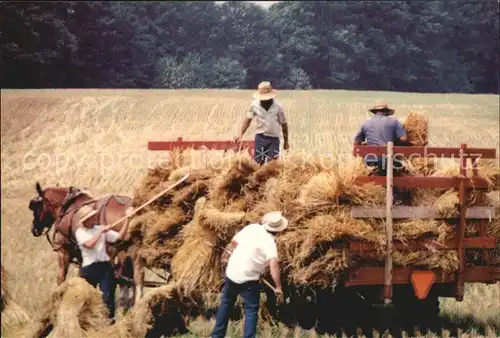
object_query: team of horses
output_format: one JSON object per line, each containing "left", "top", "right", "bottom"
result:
{"left": 28, "top": 182, "right": 147, "bottom": 311}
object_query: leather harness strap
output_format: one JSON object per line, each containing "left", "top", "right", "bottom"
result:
{"left": 49, "top": 194, "right": 132, "bottom": 267}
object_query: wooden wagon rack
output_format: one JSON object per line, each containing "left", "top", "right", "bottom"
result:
{"left": 351, "top": 143, "right": 499, "bottom": 302}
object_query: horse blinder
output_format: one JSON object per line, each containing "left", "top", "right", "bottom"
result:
{"left": 29, "top": 197, "right": 43, "bottom": 211}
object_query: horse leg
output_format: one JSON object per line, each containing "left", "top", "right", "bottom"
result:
{"left": 116, "top": 252, "right": 135, "bottom": 314}
{"left": 133, "top": 256, "right": 145, "bottom": 305}
{"left": 123, "top": 255, "right": 135, "bottom": 311}
{"left": 57, "top": 250, "right": 70, "bottom": 286}
{"left": 113, "top": 253, "right": 126, "bottom": 317}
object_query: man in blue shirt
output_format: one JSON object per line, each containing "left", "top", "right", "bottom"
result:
{"left": 354, "top": 102, "right": 408, "bottom": 176}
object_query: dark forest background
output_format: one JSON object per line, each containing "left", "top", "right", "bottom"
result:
{"left": 2, "top": 1, "right": 499, "bottom": 93}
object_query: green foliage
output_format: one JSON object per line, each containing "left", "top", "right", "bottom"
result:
{"left": 156, "top": 53, "right": 206, "bottom": 88}
{"left": 1, "top": 1, "right": 498, "bottom": 93}
{"left": 206, "top": 58, "right": 248, "bottom": 89}
{"left": 156, "top": 53, "right": 247, "bottom": 88}
{"left": 280, "top": 68, "right": 312, "bottom": 89}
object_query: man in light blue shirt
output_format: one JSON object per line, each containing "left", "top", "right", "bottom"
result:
{"left": 354, "top": 102, "right": 408, "bottom": 176}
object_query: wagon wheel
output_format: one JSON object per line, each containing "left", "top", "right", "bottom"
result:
{"left": 392, "top": 285, "right": 441, "bottom": 335}
{"left": 315, "top": 288, "right": 343, "bottom": 335}
{"left": 275, "top": 285, "right": 296, "bottom": 327}
{"left": 291, "top": 286, "right": 318, "bottom": 330}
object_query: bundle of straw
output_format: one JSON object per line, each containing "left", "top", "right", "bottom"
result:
{"left": 1, "top": 265, "right": 31, "bottom": 333}
{"left": 96, "top": 283, "right": 201, "bottom": 338}
{"left": 209, "top": 155, "right": 259, "bottom": 209}
{"left": 17, "top": 277, "right": 109, "bottom": 338}
{"left": 403, "top": 112, "right": 428, "bottom": 146}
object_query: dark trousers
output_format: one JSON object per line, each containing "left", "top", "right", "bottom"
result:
{"left": 79, "top": 261, "right": 116, "bottom": 320}
{"left": 364, "top": 155, "right": 404, "bottom": 176}
{"left": 365, "top": 156, "right": 408, "bottom": 204}
{"left": 254, "top": 133, "right": 280, "bottom": 165}
{"left": 211, "top": 278, "right": 261, "bottom": 338}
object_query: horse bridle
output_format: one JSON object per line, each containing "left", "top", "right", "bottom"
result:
{"left": 30, "top": 196, "right": 57, "bottom": 236}
{"left": 31, "top": 189, "right": 95, "bottom": 251}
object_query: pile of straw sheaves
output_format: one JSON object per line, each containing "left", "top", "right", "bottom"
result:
{"left": 15, "top": 276, "right": 200, "bottom": 338}
{"left": 126, "top": 147, "right": 499, "bottom": 296}
{"left": 15, "top": 277, "right": 109, "bottom": 338}
{"left": 1, "top": 264, "right": 30, "bottom": 333}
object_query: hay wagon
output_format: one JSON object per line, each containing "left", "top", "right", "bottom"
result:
{"left": 348, "top": 143, "right": 499, "bottom": 326}
{"left": 146, "top": 138, "right": 499, "bottom": 329}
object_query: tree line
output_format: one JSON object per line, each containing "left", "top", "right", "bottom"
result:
{"left": 2, "top": 1, "right": 499, "bottom": 93}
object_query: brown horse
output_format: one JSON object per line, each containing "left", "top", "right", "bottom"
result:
{"left": 28, "top": 182, "right": 145, "bottom": 311}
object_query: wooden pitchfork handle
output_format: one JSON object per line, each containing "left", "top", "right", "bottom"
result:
{"left": 107, "top": 173, "right": 190, "bottom": 230}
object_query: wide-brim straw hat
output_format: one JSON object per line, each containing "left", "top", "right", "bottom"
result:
{"left": 74, "top": 205, "right": 98, "bottom": 226}
{"left": 253, "top": 81, "right": 277, "bottom": 101}
{"left": 262, "top": 211, "right": 288, "bottom": 233}
{"left": 369, "top": 102, "right": 395, "bottom": 115}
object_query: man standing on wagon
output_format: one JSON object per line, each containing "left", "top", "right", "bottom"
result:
{"left": 74, "top": 205, "right": 131, "bottom": 323}
{"left": 354, "top": 102, "right": 410, "bottom": 203}
{"left": 234, "top": 81, "right": 290, "bottom": 165}
{"left": 353, "top": 102, "right": 408, "bottom": 175}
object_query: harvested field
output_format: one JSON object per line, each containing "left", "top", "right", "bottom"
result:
{"left": 1, "top": 89, "right": 499, "bottom": 337}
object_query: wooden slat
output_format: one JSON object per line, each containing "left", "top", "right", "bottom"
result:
{"left": 384, "top": 141, "right": 394, "bottom": 301}
{"left": 353, "top": 145, "right": 496, "bottom": 159}
{"left": 456, "top": 143, "right": 468, "bottom": 301}
{"left": 354, "top": 176, "right": 491, "bottom": 189}
{"left": 349, "top": 236, "right": 497, "bottom": 251}
{"left": 345, "top": 266, "right": 498, "bottom": 286}
{"left": 144, "top": 280, "right": 167, "bottom": 287}
{"left": 351, "top": 206, "right": 496, "bottom": 219}
{"left": 148, "top": 140, "right": 255, "bottom": 151}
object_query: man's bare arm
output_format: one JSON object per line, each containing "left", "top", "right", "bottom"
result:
{"left": 269, "top": 258, "right": 282, "bottom": 289}
{"left": 236, "top": 118, "right": 252, "bottom": 142}
{"left": 115, "top": 220, "right": 130, "bottom": 241}
{"left": 282, "top": 123, "right": 289, "bottom": 146}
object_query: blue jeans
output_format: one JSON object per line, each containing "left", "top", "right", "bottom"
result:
{"left": 211, "top": 278, "right": 260, "bottom": 338}
{"left": 254, "top": 133, "right": 280, "bottom": 165}
{"left": 79, "top": 261, "right": 116, "bottom": 320}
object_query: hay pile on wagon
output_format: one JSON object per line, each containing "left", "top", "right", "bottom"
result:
{"left": 126, "top": 137, "right": 499, "bottom": 300}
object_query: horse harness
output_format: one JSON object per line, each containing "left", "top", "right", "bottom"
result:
{"left": 48, "top": 190, "right": 131, "bottom": 266}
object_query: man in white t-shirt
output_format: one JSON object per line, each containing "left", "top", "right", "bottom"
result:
{"left": 211, "top": 211, "right": 288, "bottom": 338}
{"left": 73, "top": 205, "right": 131, "bottom": 322}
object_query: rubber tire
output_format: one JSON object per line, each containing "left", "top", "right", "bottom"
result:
{"left": 293, "top": 289, "right": 318, "bottom": 330}
{"left": 394, "top": 291, "right": 440, "bottom": 335}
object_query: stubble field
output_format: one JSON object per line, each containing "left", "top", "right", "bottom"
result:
{"left": 1, "top": 89, "right": 499, "bottom": 337}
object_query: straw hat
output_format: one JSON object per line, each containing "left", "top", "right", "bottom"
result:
{"left": 74, "top": 205, "right": 98, "bottom": 226}
{"left": 369, "top": 101, "right": 395, "bottom": 115}
{"left": 253, "top": 81, "right": 277, "bottom": 101}
{"left": 261, "top": 211, "right": 288, "bottom": 233}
